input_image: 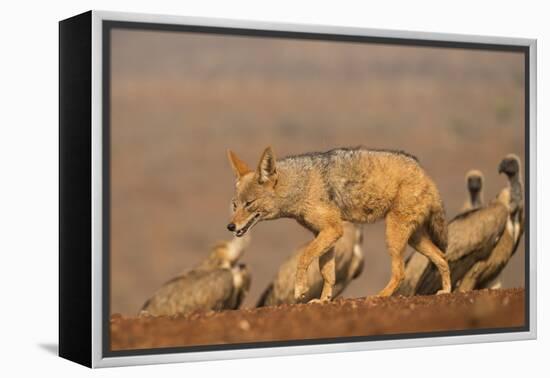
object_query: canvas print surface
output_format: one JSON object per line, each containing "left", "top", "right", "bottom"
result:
{"left": 106, "top": 26, "right": 526, "bottom": 352}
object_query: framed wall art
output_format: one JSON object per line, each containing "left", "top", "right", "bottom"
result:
{"left": 59, "top": 10, "right": 537, "bottom": 368}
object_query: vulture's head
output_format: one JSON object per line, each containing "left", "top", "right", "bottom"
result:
{"left": 466, "top": 169, "right": 484, "bottom": 194}
{"left": 498, "top": 154, "right": 521, "bottom": 178}
{"left": 204, "top": 234, "right": 251, "bottom": 270}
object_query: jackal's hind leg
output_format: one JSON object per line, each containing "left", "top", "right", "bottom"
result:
{"left": 378, "top": 215, "right": 412, "bottom": 297}
{"left": 318, "top": 248, "right": 336, "bottom": 302}
{"left": 409, "top": 229, "right": 451, "bottom": 294}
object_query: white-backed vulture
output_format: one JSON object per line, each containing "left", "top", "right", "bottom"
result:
{"left": 140, "top": 235, "right": 251, "bottom": 317}
{"left": 397, "top": 154, "right": 524, "bottom": 296}
{"left": 457, "top": 154, "right": 524, "bottom": 290}
{"left": 256, "top": 222, "right": 364, "bottom": 306}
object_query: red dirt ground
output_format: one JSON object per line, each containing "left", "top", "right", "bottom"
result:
{"left": 110, "top": 288, "right": 525, "bottom": 351}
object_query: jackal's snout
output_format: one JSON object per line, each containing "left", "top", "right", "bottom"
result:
{"left": 230, "top": 212, "right": 260, "bottom": 237}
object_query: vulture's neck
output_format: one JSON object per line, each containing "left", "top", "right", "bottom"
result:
{"left": 508, "top": 172, "right": 523, "bottom": 215}
{"left": 469, "top": 190, "right": 482, "bottom": 208}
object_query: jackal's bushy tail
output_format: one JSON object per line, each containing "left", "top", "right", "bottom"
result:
{"left": 427, "top": 203, "right": 448, "bottom": 252}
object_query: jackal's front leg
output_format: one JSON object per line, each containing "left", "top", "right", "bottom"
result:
{"left": 318, "top": 249, "right": 335, "bottom": 301}
{"left": 295, "top": 224, "right": 343, "bottom": 302}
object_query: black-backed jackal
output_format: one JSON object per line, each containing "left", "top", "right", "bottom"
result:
{"left": 226, "top": 146, "right": 451, "bottom": 301}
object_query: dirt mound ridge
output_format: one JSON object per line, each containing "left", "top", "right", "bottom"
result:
{"left": 111, "top": 288, "right": 525, "bottom": 351}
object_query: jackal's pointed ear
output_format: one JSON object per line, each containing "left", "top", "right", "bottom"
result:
{"left": 257, "top": 146, "right": 277, "bottom": 184}
{"left": 227, "top": 150, "right": 251, "bottom": 179}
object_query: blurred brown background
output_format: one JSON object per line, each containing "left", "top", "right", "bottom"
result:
{"left": 110, "top": 29, "right": 525, "bottom": 315}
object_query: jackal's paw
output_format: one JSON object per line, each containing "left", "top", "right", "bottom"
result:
{"left": 436, "top": 289, "right": 451, "bottom": 295}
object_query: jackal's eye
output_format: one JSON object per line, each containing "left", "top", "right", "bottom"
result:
{"left": 244, "top": 199, "right": 256, "bottom": 208}
{"left": 231, "top": 201, "right": 237, "bottom": 211}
